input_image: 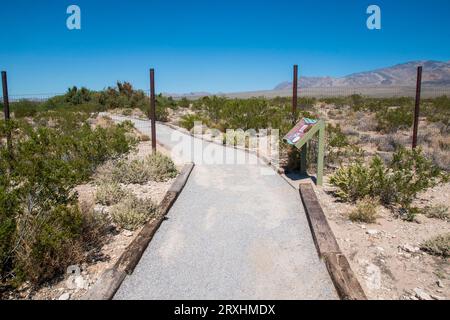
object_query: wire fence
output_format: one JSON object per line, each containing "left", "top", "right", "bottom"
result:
{"left": 2, "top": 86, "right": 450, "bottom": 104}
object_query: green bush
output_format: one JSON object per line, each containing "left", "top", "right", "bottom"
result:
{"left": 376, "top": 106, "right": 413, "bottom": 133}
{"left": 179, "top": 114, "right": 207, "bottom": 131}
{"left": 330, "top": 148, "right": 446, "bottom": 219}
{"left": 111, "top": 195, "right": 157, "bottom": 231}
{"left": 11, "top": 100, "right": 41, "bottom": 118}
{"left": 327, "top": 123, "right": 349, "bottom": 148}
{"left": 0, "top": 114, "right": 136, "bottom": 286}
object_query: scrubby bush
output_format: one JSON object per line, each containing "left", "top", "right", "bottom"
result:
{"left": 424, "top": 205, "right": 449, "bottom": 221}
{"left": 11, "top": 100, "right": 41, "bottom": 118}
{"left": 179, "top": 114, "right": 206, "bottom": 131}
{"left": 349, "top": 197, "right": 379, "bottom": 223}
{"left": 95, "top": 182, "right": 128, "bottom": 206}
{"left": 330, "top": 148, "right": 446, "bottom": 219}
{"left": 113, "top": 159, "right": 151, "bottom": 184}
{"left": 112, "top": 152, "right": 177, "bottom": 184}
{"left": 0, "top": 114, "right": 136, "bottom": 286}
{"left": 421, "top": 233, "right": 450, "bottom": 258}
{"left": 145, "top": 153, "right": 178, "bottom": 182}
{"left": 327, "top": 123, "right": 349, "bottom": 148}
{"left": 111, "top": 195, "right": 157, "bottom": 230}
{"left": 376, "top": 106, "right": 413, "bottom": 133}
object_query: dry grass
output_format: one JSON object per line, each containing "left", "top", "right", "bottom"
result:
{"left": 349, "top": 197, "right": 379, "bottom": 223}
{"left": 420, "top": 233, "right": 450, "bottom": 258}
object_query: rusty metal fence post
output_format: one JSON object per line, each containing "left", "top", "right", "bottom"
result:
{"left": 412, "top": 66, "right": 422, "bottom": 149}
{"left": 149, "top": 68, "right": 157, "bottom": 152}
{"left": 1, "top": 71, "right": 12, "bottom": 155}
{"left": 292, "top": 65, "right": 298, "bottom": 124}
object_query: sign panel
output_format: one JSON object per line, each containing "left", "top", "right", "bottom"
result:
{"left": 283, "top": 118, "right": 318, "bottom": 145}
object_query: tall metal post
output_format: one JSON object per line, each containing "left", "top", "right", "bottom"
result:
{"left": 412, "top": 66, "right": 422, "bottom": 149}
{"left": 150, "top": 68, "right": 157, "bottom": 152}
{"left": 2, "top": 71, "right": 12, "bottom": 154}
{"left": 292, "top": 65, "right": 298, "bottom": 124}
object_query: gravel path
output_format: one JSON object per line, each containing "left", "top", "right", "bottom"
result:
{"left": 108, "top": 115, "right": 337, "bottom": 300}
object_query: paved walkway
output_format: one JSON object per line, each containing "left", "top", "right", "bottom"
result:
{"left": 109, "top": 115, "right": 337, "bottom": 300}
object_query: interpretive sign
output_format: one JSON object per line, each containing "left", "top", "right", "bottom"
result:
{"left": 283, "top": 118, "right": 325, "bottom": 186}
{"left": 283, "top": 118, "right": 318, "bottom": 145}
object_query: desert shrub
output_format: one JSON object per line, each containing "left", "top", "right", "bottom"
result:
{"left": 420, "top": 233, "right": 450, "bottom": 258}
{"left": 179, "top": 114, "right": 206, "bottom": 131}
{"left": 327, "top": 123, "right": 349, "bottom": 148}
{"left": 11, "top": 100, "right": 41, "bottom": 118}
{"left": 178, "top": 97, "right": 191, "bottom": 109}
{"left": 113, "top": 152, "right": 177, "bottom": 184}
{"left": 376, "top": 106, "right": 413, "bottom": 133}
{"left": 113, "top": 159, "right": 150, "bottom": 184}
{"left": 122, "top": 109, "right": 133, "bottom": 116}
{"left": 424, "top": 96, "right": 450, "bottom": 127}
{"left": 95, "top": 182, "right": 128, "bottom": 206}
{"left": 329, "top": 160, "right": 374, "bottom": 202}
{"left": 330, "top": 148, "right": 446, "bottom": 219}
{"left": 13, "top": 204, "right": 84, "bottom": 284}
{"left": 349, "top": 197, "right": 379, "bottom": 223}
{"left": 423, "top": 205, "right": 449, "bottom": 221}
{"left": 0, "top": 114, "right": 136, "bottom": 286}
{"left": 111, "top": 195, "right": 157, "bottom": 230}
{"left": 145, "top": 153, "right": 178, "bottom": 182}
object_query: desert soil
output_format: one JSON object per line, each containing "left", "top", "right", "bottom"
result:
{"left": 315, "top": 179, "right": 449, "bottom": 300}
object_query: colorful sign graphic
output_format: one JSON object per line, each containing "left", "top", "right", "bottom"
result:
{"left": 283, "top": 118, "right": 318, "bottom": 145}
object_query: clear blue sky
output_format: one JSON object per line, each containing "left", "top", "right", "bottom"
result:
{"left": 1, "top": 0, "right": 449, "bottom": 95}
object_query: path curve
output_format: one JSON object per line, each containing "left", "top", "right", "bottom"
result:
{"left": 109, "top": 115, "right": 337, "bottom": 300}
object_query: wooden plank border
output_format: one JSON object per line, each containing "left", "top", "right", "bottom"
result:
{"left": 82, "top": 162, "right": 195, "bottom": 300}
{"left": 299, "top": 182, "right": 367, "bottom": 300}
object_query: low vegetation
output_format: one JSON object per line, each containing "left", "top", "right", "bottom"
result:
{"left": 110, "top": 194, "right": 157, "bottom": 231}
{"left": 420, "top": 233, "right": 450, "bottom": 258}
{"left": 424, "top": 205, "right": 449, "bottom": 221}
{"left": 110, "top": 153, "right": 177, "bottom": 184}
{"left": 330, "top": 148, "right": 447, "bottom": 220}
{"left": 349, "top": 197, "right": 379, "bottom": 223}
{"left": 0, "top": 110, "right": 137, "bottom": 286}
{"left": 95, "top": 182, "right": 129, "bottom": 206}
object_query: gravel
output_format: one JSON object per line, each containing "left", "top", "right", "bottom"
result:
{"left": 109, "top": 115, "right": 338, "bottom": 300}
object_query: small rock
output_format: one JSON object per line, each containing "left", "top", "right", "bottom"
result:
{"left": 58, "top": 292, "right": 71, "bottom": 300}
{"left": 437, "top": 279, "right": 444, "bottom": 288}
{"left": 361, "top": 225, "right": 366, "bottom": 229}
{"left": 399, "top": 244, "right": 420, "bottom": 254}
{"left": 74, "top": 275, "right": 88, "bottom": 290}
{"left": 414, "top": 288, "right": 432, "bottom": 300}
{"left": 366, "top": 229, "right": 379, "bottom": 235}
{"left": 431, "top": 294, "right": 444, "bottom": 300}
{"left": 123, "top": 230, "right": 133, "bottom": 237}
{"left": 376, "top": 246, "right": 385, "bottom": 252}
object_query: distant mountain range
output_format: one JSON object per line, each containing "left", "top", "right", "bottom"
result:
{"left": 274, "top": 60, "right": 450, "bottom": 89}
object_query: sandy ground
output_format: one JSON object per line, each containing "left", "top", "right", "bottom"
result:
{"left": 314, "top": 179, "right": 449, "bottom": 300}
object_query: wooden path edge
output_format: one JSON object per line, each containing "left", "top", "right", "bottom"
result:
{"left": 82, "top": 162, "right": 195, "bottom": 300}
{"left": 299, "top": 182, "right": 367, "bottom": 300}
